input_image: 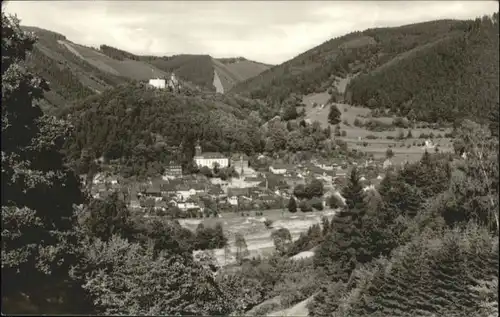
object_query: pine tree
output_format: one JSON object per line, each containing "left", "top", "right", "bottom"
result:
{"left": 287, "top": 196, "right": 297, "bottom": 213}
{"left": 235, "top": 233, "right": 249, "bottom": 264}
{"left": 379, "top": 172, "right": 423, "bottom": 218}
{"left": 342, "top": 167, "right": 366, "bottom": 214}
{"left": 314, "top": 167, "right": 368, "bottom": 279}
{"left": 328, "top": 104, "right": 342, "bottom": 125}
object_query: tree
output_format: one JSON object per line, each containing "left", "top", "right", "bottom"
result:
{"left": 437, "top": 120, "right": 499, "bottom": 232}
{"left": 212, "top": 162, "right": 220, "bottom": 174}
{"left": 299, "top": 200, "right": 313, "bottom": 212}
{"left": 235, "top": 233, "right": 249, "bottom": 264}
{"left": 328, "top": 105, "right": 342, "bottom": 125}
{"left": 264, "top": 219, "right": 273, "bottom": 229}
{"left": 310, "top": 197, "right": 324, "bottom": 210}
{"left": 200, "top": 166, "right": 213, "bottom": 178}
{"left": 224, "top": 243, "right": 232, "bottom": 266}
{"left": 74, "top": 236, "right": 232, "bottom": 315}
{"left": 385, "top": 148, "right": 394, "bottom": 159}
{"left": 271, "top": 228, "right": 292, "bottom": 256}
{"left": 314, "top": 167, "right": 368, "bottom": 279}
{"left": 1, "top": 13, "right": 89, "bottom": 314}
{"left": 305, "top": 179, "right": 324, "bottom": 198}
{"left": 287, "top": 196, "right": 298, "bottom": 213}
{"left": 327, "top": 195, "right": 343, "bottom": 209}
{"left": 378, "top": 172, "right": 423, "bottom": 218}
{"left": 293, "top": 184, "right": 307, "bottom": 199}
{"left": 342, "top": 167, "right": 366, "bottom": 212}
{"left": 79, "top": 192, "right": 134, "bottom": 242}
{"left": 283, "top": 104, "right": 299, "bottom": 121}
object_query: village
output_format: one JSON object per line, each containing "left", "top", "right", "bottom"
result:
{"left": 88, "top": 139, "right": 405, "bottom": 219}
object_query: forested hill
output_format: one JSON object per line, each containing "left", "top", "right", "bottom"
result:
{"left": 62, "top": 83, "right": 271, "bottom": 177}
{"left": 346, "top": 14, "right": 499, "bottom": 123}
{"left": 231, "top": 15, "right": 499, "bottom": 123}
{"left": 21, "top": 26, "right": 272, "bottom": 113}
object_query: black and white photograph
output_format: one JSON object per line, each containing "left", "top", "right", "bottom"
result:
{"left": 1, "top": 0, "right": 499, "bottom": 315}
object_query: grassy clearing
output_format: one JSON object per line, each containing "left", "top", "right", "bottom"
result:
{"left": 66, "top": 42, "right": 169, "bottom": 80}
{"left": 300, "top": 92, "right": 454, "bottom": 163}
{"left": 180, "top": 209, "right": 335, "bottom": 266}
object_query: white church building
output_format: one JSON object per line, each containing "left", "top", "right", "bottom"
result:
{"left": 193, "top": 141, "right": 229, "bottom": 169}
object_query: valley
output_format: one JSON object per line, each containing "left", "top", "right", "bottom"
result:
{"left": 2, "top": 5, "right": 499, "bottom": 317}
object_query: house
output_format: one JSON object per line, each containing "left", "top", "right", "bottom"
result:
{"left": 193, "top": 141, "right": 229, "bottom": 168}
{"left": 363, "top": 184, "right": 376, "bottom": 192}
{"left": 227, "top": 187, "right": 250, "bottom": 197}
{"left": 314, "top": 161, "right": 334, "bottom": 171}
{"left": 228, "top": 196, "right": 238, "bottom": 206}
{"left": 423, "top": 139, "right": 435, "bottom": 150}
{"left": 164, "top": 162, "right": 182, "bottom": 177}
{"left": 176, "top": 198, "right": 202, "bottom": 211}
{"left": 148, "top": 78, "right": 166, "bottom": 89}
{"left": 160, "top": 183, "right": 177, "bottom": 196}
{"left": 269, "top": 163, "right": 293, "bottom": 175}
{"left": 243, "top": 177, "right": 264, "bottom": 187}
{"left": 176, "top": 183, "right": 206, "bottom": 201}
{"left": 284, "top": 176, "right": 306, "bottom": 189}
{"left": 144, "top": 187, "right": 163, "bottom": 202}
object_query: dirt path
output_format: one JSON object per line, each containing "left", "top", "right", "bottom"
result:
{"left": 267, "top": 295, "right": 314, "bottom": 317}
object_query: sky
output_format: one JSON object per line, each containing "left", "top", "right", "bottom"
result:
{"left": 3, "top": 1, "right": 498, "bottom": 65}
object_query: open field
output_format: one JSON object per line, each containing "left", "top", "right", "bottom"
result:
{"left": 180, "top": 209, "right": 336, "bottom": 266}
{"left": 300, "top": 90, "right": 454, "bottom": 164}
{"left": 62, "top": 41, "right": 169, "bottom": 80}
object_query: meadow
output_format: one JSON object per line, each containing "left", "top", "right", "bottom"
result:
{"left": 179, "top": 209, "right": 336, "bottom": 266}
{"left": 301, "top": 91, "right": 454, "bottom": 164}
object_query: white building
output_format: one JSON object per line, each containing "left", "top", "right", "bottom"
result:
{"left": 149, "top": 78, "right": 166, "bottom": 89}
{"left": 228, "top": 196, "right": 238, "bottom": 206}
{"left": 423, "top": 139, "right": 435, "bottom": 150}
{"left": 269, "top": 164, "right": 292, "bottom": 175}
{"left": 193, "top": 141, "right": 229, "bottom": 168}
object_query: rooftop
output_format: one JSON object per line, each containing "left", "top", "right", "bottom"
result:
{"left": 270, "top": 163, "right": 294, "bottom": 170}
{"left": 195, "top": 152, "right": 227, "bottom": 159}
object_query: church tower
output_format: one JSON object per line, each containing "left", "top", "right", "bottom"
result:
{"left": 195, "top": 140, "right": 202, "bottom": 157}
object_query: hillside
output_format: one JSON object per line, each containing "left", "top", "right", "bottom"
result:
{"left": 61, "top": 83, "right": 270, "bottom": 178}
{"left": 213, "top": 57, "right": 273, "bottom": 93}
{"left": 231, "top": 16, "right": 499, "bottom": 123}
{"left": 21, "top": 26, "right": 272, "bottom": 113}
{"left": 346, "top": 14, "right": 499, "bottom": 123}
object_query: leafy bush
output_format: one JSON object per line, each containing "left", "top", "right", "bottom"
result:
{"left": 309, "top": 197, "right": 324, "bottom": 211}
{"left": 299, "top": 200, "right": 313, "bottom": 212}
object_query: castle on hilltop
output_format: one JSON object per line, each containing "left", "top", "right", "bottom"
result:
{"left": 148, "top": 72, "right": 181, "bottom": 92}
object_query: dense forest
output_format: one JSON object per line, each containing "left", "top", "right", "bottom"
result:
{"left": 231, "top": 20, "right": 465, "bottom": 101}
{"left": 232, "top": 16, "right": 499, "bottom": 124}
{"left": 346, "top": 14, "right": 499, "bottom": 123}
{"left": 61, "top": 84, "right": 276, "bottom": 177}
